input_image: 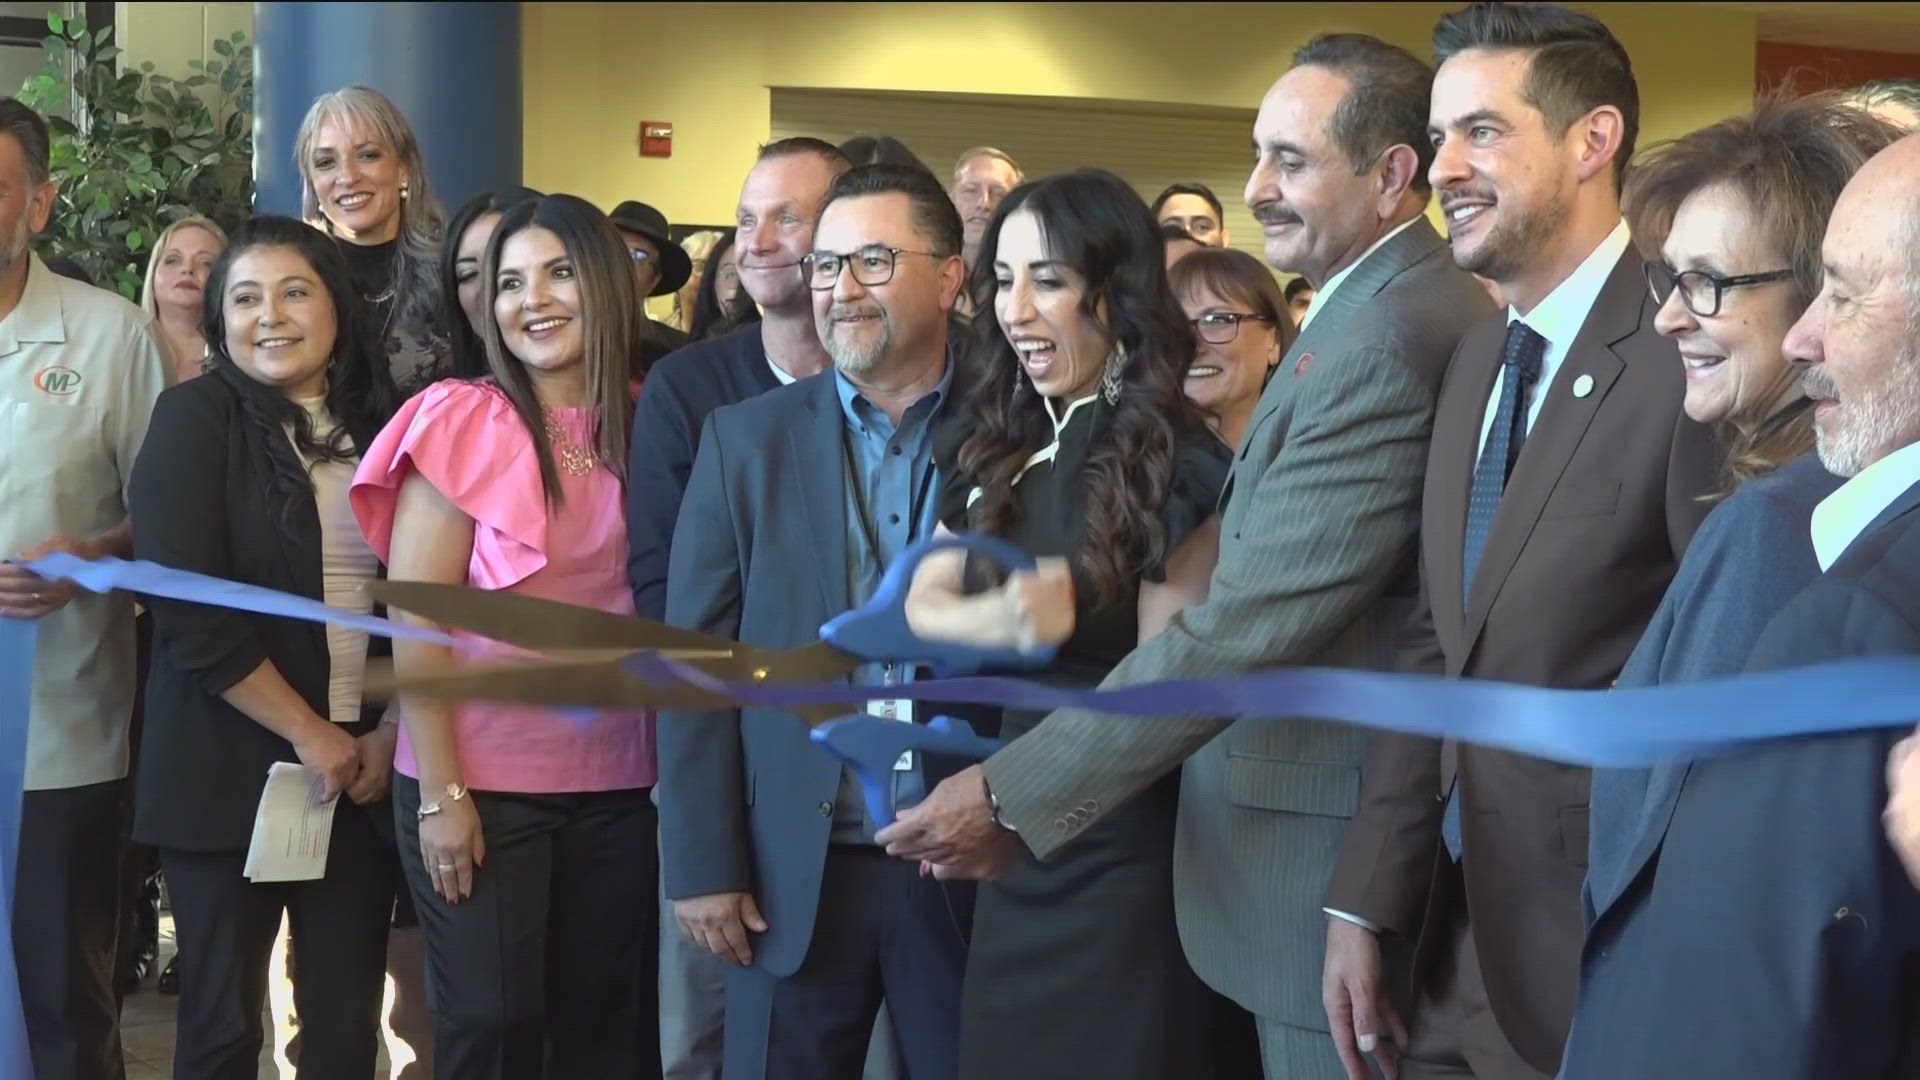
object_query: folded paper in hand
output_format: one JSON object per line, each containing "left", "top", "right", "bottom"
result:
{"left": 242, "top": 762, "right": 337, "bottom": 883}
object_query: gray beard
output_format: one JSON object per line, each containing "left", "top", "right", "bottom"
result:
{"left": 827, "top": 315, "right": 891, "bottom": 375}
{"left": 1815, "top": 339, "right": 1920, "bottom": 476}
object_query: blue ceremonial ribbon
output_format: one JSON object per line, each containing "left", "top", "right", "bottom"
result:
{"left": 19, "top": 551, "right": 1920, "bottom": 830}
{"left": 0, "top": 620, "right": 37, "bottom": 1076}
{"left": 21, "top": 554, "right": 456, "bottom": 645}
{"left": 643, "top": 656, "right": 1920, "bottom": 826}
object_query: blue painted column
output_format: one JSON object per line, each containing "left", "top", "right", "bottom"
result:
{"left": 253, "top": 1, "right": 522, "bottom": 217}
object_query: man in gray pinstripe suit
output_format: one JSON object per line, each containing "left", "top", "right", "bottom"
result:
{"left": 877, "top": 34, "right": 1493, "bottom": 1080}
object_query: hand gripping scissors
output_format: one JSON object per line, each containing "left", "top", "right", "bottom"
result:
{"left": 369, "top": 533, "right": 1052, "bottom": 826}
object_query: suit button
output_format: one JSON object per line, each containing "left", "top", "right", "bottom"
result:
{"left": 1055, "top": 818, "right": 1071, "bottom": 832}
{"left": 817, "top": 802, "right": 833, "bottom": 817}
{"left": 1081, "top": 800, "right": 1098, "bottom": 813}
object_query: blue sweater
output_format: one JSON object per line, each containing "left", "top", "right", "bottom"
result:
{"left": 1585, "top": 451, "right": 1841, "bottom": 908}
{"left": 625, "top": 325, "right": 781, "bottom": 620}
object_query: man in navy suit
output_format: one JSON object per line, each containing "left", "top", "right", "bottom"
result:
{"left": 656, "top": 162, "right": 971, "bottom": 1080}
{"left": 1561, "top": 134, "right": 1920, "bottom": 1080}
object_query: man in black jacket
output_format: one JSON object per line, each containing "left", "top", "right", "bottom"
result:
{"left": 625, "top": 135, "right": 853, "bottom": 1080}
{"left": 626, "top": 137, "right": 849, "bottom": 622}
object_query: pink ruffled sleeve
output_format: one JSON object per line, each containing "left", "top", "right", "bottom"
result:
{"left": 350, "top": 379, "right": 551, "bottom": 589}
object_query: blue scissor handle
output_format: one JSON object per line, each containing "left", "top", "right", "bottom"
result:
{"left": 810, "top": 714, "right": 1008, "bottom": 829}
{"left": 821, "top": 532, "right": 1057, "bottom": 676}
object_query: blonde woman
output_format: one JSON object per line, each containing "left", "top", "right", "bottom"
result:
{"left": 671, "top": 228, "right": 722, "bottom": 334}
{"left": 139, "top": 216, "right": 227, "bottom": 385}
{"left": 295, "top": 85, "right": 449, "bottom": 393}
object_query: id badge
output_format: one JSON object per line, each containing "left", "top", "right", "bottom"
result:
{"left": 866, "top": 697, "right": 915, "bottom": 770}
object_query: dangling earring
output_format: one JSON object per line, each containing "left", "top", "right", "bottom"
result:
{"left": 1101, "top": 348, "right": 1126, "bottom": 406}
{"left": 400, "top": 181, "right": 411, "bottom": 202}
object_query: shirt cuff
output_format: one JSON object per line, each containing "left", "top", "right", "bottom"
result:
{"left": 1323, "top": 907, "right": 1381, "bottom": 933}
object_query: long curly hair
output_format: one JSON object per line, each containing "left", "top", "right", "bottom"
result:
{"left": 202, "top": 216, "right": 400, "bottom": 536}
{"left": 953, "top": 169, "right": 1214, "bottom": 605}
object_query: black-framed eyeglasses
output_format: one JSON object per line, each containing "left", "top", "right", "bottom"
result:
{"left": 1644, "top": 260, "right": 1793, "bottom": 318}
{"left": 1189, "top": 311, "right": 1275, "bottom": 345}
{"left": 801, "top": 245, "right": 941, "bottom": 290}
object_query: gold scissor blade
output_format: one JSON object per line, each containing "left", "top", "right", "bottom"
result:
{"left": 366, "top": 652, "right": 859, "bottom": 727}
{"left": 369, "top": 579, "right": 736, "bottom": 653}
{"left": 365, "top": 656, "right": 743, "bottom": 712}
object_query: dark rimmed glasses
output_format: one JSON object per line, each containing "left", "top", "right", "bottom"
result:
{"left": 800, "top": 245, "right": 941, "bottom": 290}
{"left": 1189, "top": 311, "right": 1275, "bottom": 345}
{"left": 1644, "top": 261, "right": 1793, "bottom": 318}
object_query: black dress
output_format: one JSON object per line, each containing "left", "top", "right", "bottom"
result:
{"left": 940, "top": 397, "right": 1231, "bottom": 1080}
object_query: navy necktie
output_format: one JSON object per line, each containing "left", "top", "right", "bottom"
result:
{"left": 1461, "top": 321, "right": 1547, "bottom": 607}
{"left": 1445, "top": 320, "right": 1546, "bottom": 859}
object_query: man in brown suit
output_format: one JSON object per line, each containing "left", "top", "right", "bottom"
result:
{"left": 1320, "top": 5, "right": 1719, "bottom": 1079}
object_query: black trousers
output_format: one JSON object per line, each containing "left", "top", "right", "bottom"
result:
{"left": 159, "top": 797, "right": 395, "bottom": 1080}
{"left": 394, "top": 778, "right": 657, "bottom": 1080}
{"left": 16, "top": 778, "right": 126, "bottom": 1080}
{"left": 724, "top": 846, "right": 969, "bottom": 1080}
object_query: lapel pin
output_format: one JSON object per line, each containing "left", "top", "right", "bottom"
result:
{"left": 1573, "top": 373, "right": 1594, "bottom": 398}
{"left": 1295, "top": 352, "right": 1315, "bottom": 378}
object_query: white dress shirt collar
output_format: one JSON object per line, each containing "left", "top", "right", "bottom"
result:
{"left": 767, "top": 355, "right": 798, "bottom": 386}
{"left": 1298, "top": 216, "right": 1421, "bottom": 330}
{"left": 1472, "top": 219, "right": 1631, "bottom": 458}
{"left": 1507, "top": 218, "right": 1632, "bottom": 350}
{"left": 1811, "top": 439, "right": 1920, "bottom": 570}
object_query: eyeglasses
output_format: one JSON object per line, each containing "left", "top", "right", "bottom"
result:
{"left": 628, "top": 248, "right": 654, "bottom": 266}
{"left": 1189, "top": 311, "right": 1274, "bottom": 344}
{"left": 800, "top": 245, "right": 941, "bottom": 290}
{"left": 1644, "top": 261, "right": 1793, "bottom": 318}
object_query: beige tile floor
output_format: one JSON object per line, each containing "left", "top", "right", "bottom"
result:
{"left": 120, "top": 915, "right": 409, "bottom": 1079}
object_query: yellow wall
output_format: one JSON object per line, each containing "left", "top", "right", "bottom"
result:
{"left": 525, "top": 1, "right": 1758, "bottom": 227}
{"left": 118, "top": 2, "right": 1760, "bottom": 232}
{"left": 116, "top": 2, "right": 252, "bottom": 79}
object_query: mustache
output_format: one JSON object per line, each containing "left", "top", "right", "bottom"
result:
{"left": 1439, "top": 187, "right": 1498, "bottom": 211}
{"left": 829, "top": 304, "right": 885, "bottom": 322}
{"left": 1250, "top": 202, "right": 1301, "bottom": 227}
{"left": 1801, "top": 367, "right": 1837, "bottom": 400}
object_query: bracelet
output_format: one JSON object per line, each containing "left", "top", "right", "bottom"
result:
{"left": 416, "top": 782, "right": 469, "bottom": 820}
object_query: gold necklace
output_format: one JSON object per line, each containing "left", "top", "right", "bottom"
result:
{"left": 542, "top": 406, "right": 596, "bottom": 476}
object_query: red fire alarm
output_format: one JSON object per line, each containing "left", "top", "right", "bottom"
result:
{"left": 640, "top": 121, "right": 673, "bottom": 158}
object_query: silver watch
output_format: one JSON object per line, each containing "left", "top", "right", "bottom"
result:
{"left": 983, "top": 774, "right": 1017, "bottom": 835}
{"left": 416, "top": 782, "right": 469, "bottom": 820}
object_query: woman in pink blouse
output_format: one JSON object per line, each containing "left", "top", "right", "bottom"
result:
{"left": 351, "top": 193, "right": 654, "bottom": 1078}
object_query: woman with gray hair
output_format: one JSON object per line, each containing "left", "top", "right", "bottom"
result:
{"left": 296, "top": 84, "right": 449, "bottom": 392}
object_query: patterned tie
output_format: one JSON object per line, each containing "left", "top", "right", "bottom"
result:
{"left": 1445, "top": 320, "right": 1547, "bottom": 859}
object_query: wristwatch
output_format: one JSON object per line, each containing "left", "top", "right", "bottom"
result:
{"left": 416, "top": 782, "right": 469, "bottom": 820}
{"left": 982, "top": 772, "right": 1017, "bottom": 835}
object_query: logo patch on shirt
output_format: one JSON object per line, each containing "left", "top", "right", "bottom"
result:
{"left": 1294, "top": 352, "right": 1314, "bottom": 378}
{"left": 33, "top": 366, "right": 80, "bottom": 395}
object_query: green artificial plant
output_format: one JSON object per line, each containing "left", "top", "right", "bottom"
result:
{"left": 17, "top": 12, "right": 252, "bottom": 300}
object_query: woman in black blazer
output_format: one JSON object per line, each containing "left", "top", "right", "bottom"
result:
{"left": 129, "top": 216, "right": 401, "bottom": 1079}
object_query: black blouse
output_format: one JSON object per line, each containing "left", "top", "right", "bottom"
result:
{"left": 937, "top": 396, "right": 1229, "bottom": 686}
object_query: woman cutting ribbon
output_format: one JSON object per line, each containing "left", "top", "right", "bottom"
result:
{"left": 903, "top": 169, "right": 1239, "bottom": 1080}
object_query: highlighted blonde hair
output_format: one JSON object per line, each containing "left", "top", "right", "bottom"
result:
{"left": 293, "top": 85, "right": 445, "bottom": 337}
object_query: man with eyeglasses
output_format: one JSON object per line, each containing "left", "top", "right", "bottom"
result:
{"left": 610, "top": 199, "right": 694, "bottom": 352}
{"left": 658, "top": 162, "right": 971, "bottom": 1080}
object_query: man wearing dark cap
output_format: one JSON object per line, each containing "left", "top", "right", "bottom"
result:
{"left": 610, "top": 199, "right": 694, "bottom": 351}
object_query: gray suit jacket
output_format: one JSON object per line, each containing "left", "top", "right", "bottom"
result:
{"left": 982, "top": 217, "right": 1492, "bottom": 1030}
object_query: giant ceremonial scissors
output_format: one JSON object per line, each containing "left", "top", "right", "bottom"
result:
{"left": 369, "top": 533, "right": 1049, "bottom": 826}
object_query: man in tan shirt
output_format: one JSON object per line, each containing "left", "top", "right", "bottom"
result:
{"left": 0, "top": 98, "right": 167, "bottom": 1079}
